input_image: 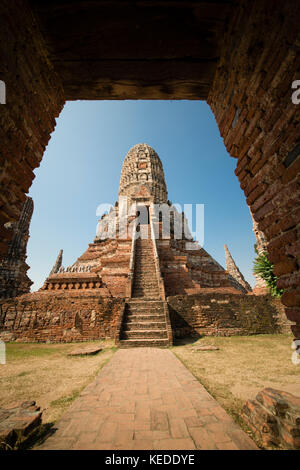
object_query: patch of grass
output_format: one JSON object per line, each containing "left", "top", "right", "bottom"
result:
{"left": 171, "top": 333, "right": 298, "bottom": 449}
{"left": 6, "top": 343, "right": 62, "bottom": 361}
{"left": 51, "top": 389, "right": 81, "bottom": 408}
{"left": 0, "top": 340, "right": 116, "bottom": 425}
{"left": 17, "top": 370, "right": 32, "bottom": 377}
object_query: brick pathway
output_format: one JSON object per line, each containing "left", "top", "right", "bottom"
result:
{"left": 37, "top": 348, "right": 258, "bottom": 450}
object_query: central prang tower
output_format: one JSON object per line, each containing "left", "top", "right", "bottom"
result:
{"left": 119, "top": 143, "right": 168, "bottom": 208}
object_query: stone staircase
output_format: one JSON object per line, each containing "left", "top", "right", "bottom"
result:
{"left": 119, "top": 300, "right": 169, "bottom": 347}
{"left": 132, "top": 237, "right": 160, "bottom": 299}
{"left": 119, "top": 228, "right": 170, "bottom": 347}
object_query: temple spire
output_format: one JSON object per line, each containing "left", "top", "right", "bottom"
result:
{"left": 249, "top": 209, "right": 269, "bottom": 294}
{"left": 50, "top": 249, "right": 63, "bottom": 275}
{"left": 224, "top": 244, "right": 252, "bottom": 293}
{"left": 0, "top": 196, "right": 34, "bottom": 298}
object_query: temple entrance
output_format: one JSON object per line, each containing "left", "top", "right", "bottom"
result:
{"left": 136, "top": 204, "right": 150, "bottom": 226}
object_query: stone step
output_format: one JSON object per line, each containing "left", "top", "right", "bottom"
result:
{"left": 118, "top": 338, "right": 170, "bottom": 348}
{"left": 133, "top": 282, "right": 157, "bottom": 284}
{"left": 133, "top": 277, "right": 157, "bottom": 280}
{"left": 124, "top": 321, "right": 167, "bottom": 330}
{"left": 134, "top": 263, "right": 156, "bottom": 267}
{"left": 127, "top": 304, "right": 163, "bottom": 309}
{"left": 126, "top": 305, "right": 165, "bottom": 312}
{"left": 126, "top": 302, "right": 164, "bottom": 309}
{"left": 126, "top": 314, "right": 165, "bottom": 322}
{"left": 126, "top": 305, "right": 165, "bottom": 311}
{"left": 132, "top": 295, "right": 160, "bottom": 300}
{"left": 132, "top": 290, "right": 159, "bottom": 296}
{"left": 135, "top": 253, "right": 153, "bottom": 256}
{"left": 121, "top": 329, "right": 168, "bottom": 339}
{"left": 132, "top": 288, "right": 160, "bottom": 293}
{"left": 128, "top": 299, "right": 163, "bottom": 303}
{"left": 134, "top": 268, "right": 156, "bottom": 270}
{"left": 132, "top": 286, "right": 159, "bottom": 291}
{"left": 133, "top": 276, "right": 157, "bottom": 280}
{"left": 134, "top": 262, "right": 156, "bottom": 266}
{"left": 135, "top": 248, "right": 153, "bottom": 251}
{"left": 135, "top": 260, "right": 155, "bottom": 262}
{"left": 135, "top": 248, "right": 154, "bottom": 252}
{"left": 131, "top": 298, "right": 162, "bottom": 302}
{"left": 135, "top": 254, "right": 155, "bottom": 257}
{"left": 126, "top": 306, "right": 165, "bottom": 313}
{"left": 134, "top": 267, "right": 156, "bottom": 271}
{"left": 132, "top": 282, "right": 159, "bottom": 288}
{"left": 132, "top": 292, "right": 160, "bottom": 298}
{"left": 133, "top": 283, "right": 157, "bottom": 287}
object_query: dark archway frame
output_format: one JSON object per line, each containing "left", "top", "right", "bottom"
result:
{"left": 0, "top": 0, "right": 299, "bottom": 341}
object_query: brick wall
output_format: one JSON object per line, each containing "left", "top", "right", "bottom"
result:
{"left": 0, "top": 291, "right": 288, "bottom": 343}
{"left": 0, "top": 291, "right": 124, "bottom": 343}
{"left": 167, "top": 293, "right": 291, "bottom": 338}
{"left": 207, "top": 0, "right": 300, "bottom": 340}
{"left": 0, "top": 0, "right": 65, "bottom": 256}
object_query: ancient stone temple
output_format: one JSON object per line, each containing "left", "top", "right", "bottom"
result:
{"left": 42, "top": 144, "right": 248, "bottom": 298}
{"left": 0, "top": 145, "right": 287, "bottom": 344}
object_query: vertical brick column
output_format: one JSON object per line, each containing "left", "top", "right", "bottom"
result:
{"left": 208, "top": 0, "right": 300, "bottom": 341}
{"left": 0, "top": 0, "right": 65, "bottom": 257}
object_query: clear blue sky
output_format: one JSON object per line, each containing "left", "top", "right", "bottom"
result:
{"left": 27, "top": 100, "right": 256, "bottom": 291}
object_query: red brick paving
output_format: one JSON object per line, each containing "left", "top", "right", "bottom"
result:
{"left": 36, "top": 348, "right": 258, "bottom": 450}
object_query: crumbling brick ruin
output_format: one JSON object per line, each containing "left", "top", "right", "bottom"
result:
{"left": 0, "top": 197, "right": 33, "bottom": 299}
{"left": 0, "top": 0, "right": 299, "bottom": 346}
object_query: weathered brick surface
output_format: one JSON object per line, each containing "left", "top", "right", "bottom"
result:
{"left": 0, "top": 0, "right": 65, "bottom": 256}
{"left": 207, "top": 0, "right": 300, "bottom": 339}
{"left": 0, "top": 401, "right": 42, "bottom": 450}
{"left": 242, "top": 388, "right": 300, "bottom": 449}
{"left": 224, "top": 244, "right": 252, "bottom": 293}
{"left": 0, "top": 291, "right": 290, "bottom": 343}
{"left": 0, "top": 197, "right": 33, "bottom": 299}
{"left": 158, "top": 239, "right": 247, "bottom": 295}
{"left": 0, "top": 291, "right": 124, "bottom": 343}
{"left": 41, "top": 238, "right": 132, "bottom": 298}
{"left": 168, "top": 294, "right": 291, "bottom": 338}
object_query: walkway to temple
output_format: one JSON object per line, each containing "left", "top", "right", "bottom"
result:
{"left": 37, "top": 348, "right": 258, "bottom": 450}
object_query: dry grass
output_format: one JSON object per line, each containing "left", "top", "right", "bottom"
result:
{"left": 0, "top": 340, "right": 116, "bottom": 424}
{"left": 1, "top": 334, "right": 298, "bottom": 449}
{"left": 171, "top": 333, "right": 299, "bottom": 443}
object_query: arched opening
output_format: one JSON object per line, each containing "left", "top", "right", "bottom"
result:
{"left": 1, "top": 0, "right": 300, "bottom": 452}
{"left": 0, "top": 0, "right": 299, "bottom": 342}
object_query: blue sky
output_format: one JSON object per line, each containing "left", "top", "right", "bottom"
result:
{"left": 27, "top": 100, "right": 256, "bottom": 291}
